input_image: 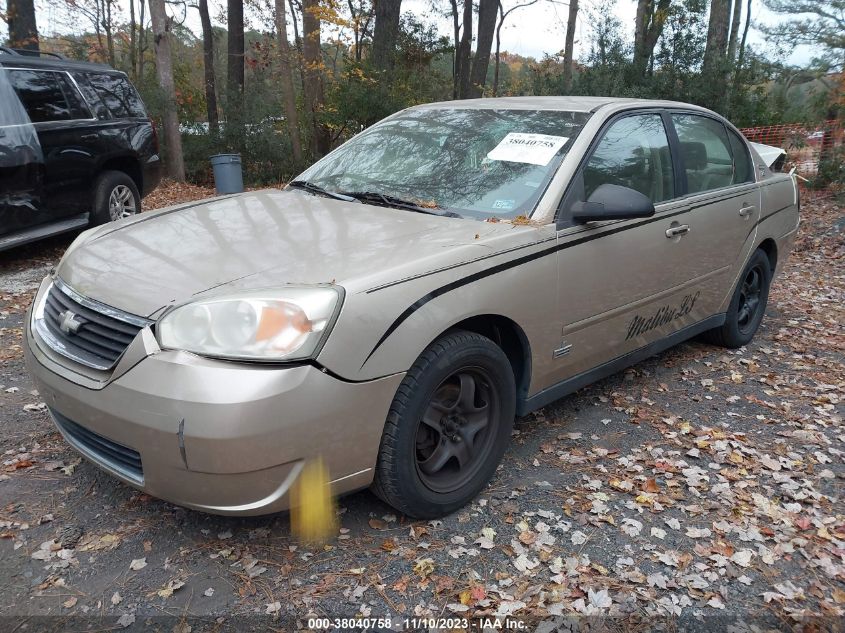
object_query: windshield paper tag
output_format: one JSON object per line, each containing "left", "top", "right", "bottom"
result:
{"left": 487, "top": 133, "right": 569, "bottom": 166}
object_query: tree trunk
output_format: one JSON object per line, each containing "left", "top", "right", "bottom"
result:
{"left": 468, "top": 0, "right": 497, "bottom": 97}
{"left": 129, "top": 0, "right": 137, "bottom": 80}
{"left": 562, "top": 0, "right": 578, "bottom": 92}
{"left": 493, "top": 0, "right": 503, "bottom": 97}
{"left": 7, "top": 0, "right": 39, "bottom": 51}
{"left": 302, "top": 0, "right": 330, "bottom": 156}
{"left": 735, "top": 0, "right": 751, "bottom": 69}
{"left": 632, "top": 0, "right": 651, "bottom": 76}
{"left": 450, "top": 0, "right": 460, "bottom": 99}
{"left": 726, "top": 0, "right": 742, "bottom": 62}
{"left": 456, "top": 0, "right": 473, "bottom": 99}
{"left": 198, "top": 0, "right": 219, "bottom": 135}
{"left": 274, "top": 0, "right": 304, "bottom": 166}
{"left": 371, "top": 0, "right": 402, "bottom": 73}
{"left": 703, "top": 0, "right": 731, "bottom": 75}
{"left": 139, "top": 0, "right": 147, "bottom": 80}
{"left": 227, "top": 0, "right": 245, "bottom": 113}
{"left": 149, "top": 0, "right": 185, "bottom": 181}
{"left": 105, "top": 0, "right": 116, "bottom": 66}
{"left": 632, "top": 0, "right": 671, "bottom": 80}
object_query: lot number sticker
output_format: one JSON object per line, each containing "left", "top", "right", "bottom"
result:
{"left": 487, "top": 133, "right": 569, "bottom": 166}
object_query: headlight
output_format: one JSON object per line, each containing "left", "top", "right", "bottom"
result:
{"left": 157, "top": 286, "right": 342, "bottom": 361}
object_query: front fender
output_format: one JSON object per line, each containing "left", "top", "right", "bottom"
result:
{"left": 316, "top": 227, "right": 559, "bottom": 395}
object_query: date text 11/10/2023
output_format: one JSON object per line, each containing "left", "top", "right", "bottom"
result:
{"left": 307, "top": 616, "right": 529, "bottom": 630}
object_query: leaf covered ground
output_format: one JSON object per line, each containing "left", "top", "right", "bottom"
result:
{"left": 0, "top": 189, "right": 842, "bottom": 630}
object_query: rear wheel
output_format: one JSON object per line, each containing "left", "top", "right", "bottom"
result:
{"left": 372, "top": 330, "right": 515, "bottom": 518}
{"left": 703, "top": 248, "right": 772, "bottom": 348}
{"left": 91, "top": 171, "right": 140, "bottom": 225}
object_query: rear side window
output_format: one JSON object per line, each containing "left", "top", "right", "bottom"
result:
{"left": 86, "top": 73, "right": 147, "bottom": 118}
{"left": 672, "top": 114, "right": 735, "bottom": 194}
{"left": 583, "top": 114, "right": 675, "bottom": 203}
{"left": 727, "top": 129, "right": 754, "bottom": 184}
{"left": 7, "top": 69, "right": 91, "bottom": 123}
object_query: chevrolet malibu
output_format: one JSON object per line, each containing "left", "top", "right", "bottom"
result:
{"left": 24, "top": 97, "right": 799, "bottom": 518}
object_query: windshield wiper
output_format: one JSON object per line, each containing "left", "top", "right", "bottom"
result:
{"left": 340, "top": 191, "right": 459, "bottom": 217}
{"left": 287, "top": 180, "right": 358, "bottom": 202}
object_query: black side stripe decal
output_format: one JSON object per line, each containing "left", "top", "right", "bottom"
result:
{"left": 361, "top": 195, "right": 791, "bottom": 367}
{"left": 364, "top": 191, "right": 751, "bottom": 295}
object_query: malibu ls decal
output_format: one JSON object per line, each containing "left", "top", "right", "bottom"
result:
{"left": 626, "top": 291, "right": 700, "bottom": 341}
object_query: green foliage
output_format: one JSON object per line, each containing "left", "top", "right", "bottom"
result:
{"left": 26, "top": 0, "right": 839, "bottom": 187}
{"left": 181, "top": 120, "right": 296, "bottom": 186}
{"left": 322, "top": 13, "right": 452, "bottom": 137}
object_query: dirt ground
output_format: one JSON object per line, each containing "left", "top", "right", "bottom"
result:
{"left": 0, "top": 185, "right": 843, "bottom": 631}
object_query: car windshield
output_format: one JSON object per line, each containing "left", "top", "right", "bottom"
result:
{"left": 295, "top": 107, "right": 591, "bottom": 219}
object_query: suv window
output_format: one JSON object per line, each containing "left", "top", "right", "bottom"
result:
{"left": 727, "top": 128, "right": 754, "bottom": 184}
{"left": 7, "top": 69, "right": 90, "bottom": 123}
{"left": 672, "top": 114, "right": 735, "bottom": 194}
{"left": 86, "top": 72, "right": 147, "bottom": 118}
{"left": 583, "top": 114, "right": 674, "bottom": 203}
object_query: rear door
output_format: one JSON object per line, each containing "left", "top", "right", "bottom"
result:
{"left": 669, "top": 112, "right": 761, "bottom": 304}
{"left": 6, "top": 68, "right": 102, "bottom": 219}
{"left": 0, "top": 66, "right": 45, "bottom": 236}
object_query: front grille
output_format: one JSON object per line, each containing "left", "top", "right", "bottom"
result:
{"left": 52, "top": 409, "right": 143, "bottom": 482}
{"left": 37, "top": 281, "right": 150, "bottom": 370}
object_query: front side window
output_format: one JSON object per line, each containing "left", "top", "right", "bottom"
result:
{"left": 582, "top": 113, "right": 675, "bottom": 203}
{"left": 296, "top": 108, "right": 591, "bottom": 219}
{"left": 86, "top": 73, "right": 147, "bottom": 118}
{"left": 672, "top": 114, "right": 735, "bottom": 193}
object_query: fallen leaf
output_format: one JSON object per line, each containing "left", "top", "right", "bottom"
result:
{"left": 129, "top": 558, "right": 147, "bottom": 571}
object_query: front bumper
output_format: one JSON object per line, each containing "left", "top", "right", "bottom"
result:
{"left": 24, "top": 282, "right": 404, "bottom": 516}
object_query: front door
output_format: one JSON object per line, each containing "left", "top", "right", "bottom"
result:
{"left": 0, "top": 67, "right": 45, "bottom": 236}
{"left": 548, "top": 111, "right": 713, "bottom": 387}
{"left": 6, "top": 68, "right": 101, "bottom": 220}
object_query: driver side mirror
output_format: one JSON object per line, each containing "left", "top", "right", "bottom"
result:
{"left": 571, "top": 183, "right": 655, "bottom": 223}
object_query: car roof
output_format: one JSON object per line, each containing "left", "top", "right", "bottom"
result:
{"left": 0, "top": 49, "right": 116, "bottom": 73}
{"left": 412, "top": 96, "right": 712, "bottom": 114}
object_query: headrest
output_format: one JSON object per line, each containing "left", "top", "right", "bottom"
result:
{"left": 681, "top": 141, "right": 707, "bottom": 170}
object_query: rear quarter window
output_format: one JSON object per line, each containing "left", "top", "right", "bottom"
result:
{"left": 86, "top": 72, "right": 147, "bottom": 118}
{"left": 728, "top": 129, "right": 754, "bottom": 184}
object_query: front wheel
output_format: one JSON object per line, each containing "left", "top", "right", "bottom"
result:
{"left": 372, "top": 330, "right": 516, "bottom": 518}
{"left": 703, "top": 248, "right": 772, "bottom": 348}
{"left": 91, "top": 171, "right": 141, "bottom": 225}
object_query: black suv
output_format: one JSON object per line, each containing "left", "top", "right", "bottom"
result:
{"left": 0, "top": 48, "right": 161, "bottom": 251}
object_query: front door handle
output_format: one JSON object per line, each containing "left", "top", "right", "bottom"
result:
{"left": 665, "top": 224, "right": 690, "bottom": 238}
{"left": 80, "top": 133, "right": 98, "bottom": 141}
{"left": 739, "top": 205, "right": 756, "bottom": 217}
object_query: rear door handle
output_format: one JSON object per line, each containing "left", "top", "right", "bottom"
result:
{"left": 80, "top": 133, "right": 98, "bottom": 140}
{"left": 665, "top": 224, "right": 690, "bottom": 238}
{"left": 739, "top": 205, "right": 756, "bottom": 217}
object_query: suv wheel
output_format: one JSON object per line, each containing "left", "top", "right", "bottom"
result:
{"left": 92, "top": 171, "right": 141, "bottom": 225}
{"left": 372, "top": 330, "right": 516, "bottom": 518}
{"left": 703, "top": 248, "right": 772, "bottom": 348}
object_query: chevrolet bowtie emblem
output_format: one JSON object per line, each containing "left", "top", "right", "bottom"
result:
{"left": 58, "top": 310, "right": 83, "bottom": 335}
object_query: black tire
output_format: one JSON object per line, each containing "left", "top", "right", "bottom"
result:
{"left": 91, "top": 170, "right": 141, "bottom": 225}
{"left": 372, "top": 330, "right": 516, "bottom": 518}
{"left": 703, "top": 248, "right": 772, "bottom": 348}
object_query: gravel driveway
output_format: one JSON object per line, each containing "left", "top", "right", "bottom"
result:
{"left": 1, "top": 189, "right": 842, "bottom": 631}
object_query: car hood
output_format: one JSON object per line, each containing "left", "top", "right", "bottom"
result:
{"left": 57, "top": 189, "right": 519, "bottom": 318}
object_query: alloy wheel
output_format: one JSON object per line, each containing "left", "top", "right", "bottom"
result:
{"left": 414, "top": 368, "right": 500, "bottom": 493}
{"left": 108, "top": 184, "right": 137, "bottom": 220}
{"left": 737, "top": 263, "right": 764, "bottom": 334}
